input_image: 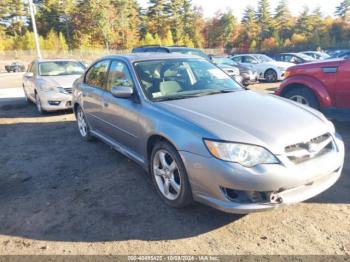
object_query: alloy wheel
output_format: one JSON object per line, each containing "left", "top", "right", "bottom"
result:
{"left": 77, "top": 108, "right": 88, "bottom": 137}
{"left": 153, "top": 149, "right": 181, "bottom": 201}
{"left": 289, "top": 95, "right": 310, "bottom": 106}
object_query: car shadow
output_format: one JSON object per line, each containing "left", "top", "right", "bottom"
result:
{"left": 0, "top": 97, "right": 73, "bottom": 118}
{"left": 0, "top": 115, "right": 241, "bottom": 242}
{"left": 0, "top": 102, "right": 349, "bottom": 242}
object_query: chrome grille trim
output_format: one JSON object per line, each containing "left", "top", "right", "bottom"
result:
{"left": 285, "top": 133, "right": 334, "bottom": 164}
{"left": 64, "top": 87, "right": 73, "bottom": 94}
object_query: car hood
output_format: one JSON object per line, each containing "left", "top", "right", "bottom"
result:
{"left": 156, "top": 91, "right": 332, "bottom": 154}
{"left": 38, "top": 75, "right": 81, "bottom": 88}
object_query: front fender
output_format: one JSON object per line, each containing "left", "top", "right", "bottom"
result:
{"left": 277, "top": 75, "right": 332, "bottom": 108}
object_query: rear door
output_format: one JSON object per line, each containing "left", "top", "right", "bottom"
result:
{"left": 334, "top": 59, "right": 350, "bottom": 109}
{"left": 100, "top": 59, "right": 141, "bottom": 154}
{"left": 81, "top": 59, "right": 110, "bottom": 130}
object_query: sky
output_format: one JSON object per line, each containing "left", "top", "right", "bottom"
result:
{"left": 137, "top": 0, "right": 343, "bottom": 20}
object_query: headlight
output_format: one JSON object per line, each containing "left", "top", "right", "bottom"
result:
{"left": 40, "top": 86, "right": 66, "bottom": 93}
{"left": 204, "top": 140, "right": 279, "bottom": 167}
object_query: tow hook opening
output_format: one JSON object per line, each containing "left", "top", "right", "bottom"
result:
{"left": 269, "top": 192, "right": 283, "bottom": 204}
{"left": 221, "top": 187, "right": 284, "bottom": 205}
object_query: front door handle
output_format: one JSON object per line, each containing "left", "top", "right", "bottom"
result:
{"left": 104, "top": 102, "right": 109, "bottom": 107}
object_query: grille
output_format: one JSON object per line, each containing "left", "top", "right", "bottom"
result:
{"left": 64, "top": 87, "right": 73, "bottom": 94}
{"left": 285, "top": 133, "right": 334, "bottom": 164}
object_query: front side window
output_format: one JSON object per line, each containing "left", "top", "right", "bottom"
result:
{"left": 85, "top": 60, "right": 110, "bottom": 89}
{"left": 39, "top": 61, "right": 85, "bottom": 76}
{"left": 134, "top": 59, "right": 242, "bottom": 101}
{"left": 107, "top": 61, "right": 134, "bottom": 92}
{"left": 232, "top": 56, "right": 242, "bottom": 63}
{"left": 242, "top": 56, "right": 257, "bottom": 63}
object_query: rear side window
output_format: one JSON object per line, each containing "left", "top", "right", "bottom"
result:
{"left": 85, "top": 60, "right": 110, "bottom": 88}
{"left": 232, "top": 56, "right": 242, "bottom": 63}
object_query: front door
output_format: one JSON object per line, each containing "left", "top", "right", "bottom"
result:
{"left": 100, "top": 60, "right": 141, "bottom": 154}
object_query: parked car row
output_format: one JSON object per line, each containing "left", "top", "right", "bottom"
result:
{"left": 21, "top": 46, "right": 347, "bottom": 214}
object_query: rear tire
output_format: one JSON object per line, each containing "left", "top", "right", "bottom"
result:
{"left": 23, "top": 86, "right": 31, "bottom": 104}
{"left": 285, "top": 87, "right": 319, "bottom": 109}
{"left": 76, "top": 105, "right": 93, "bottom": 141}
{"left": 264, "top": 69, "right": 278, "bottom": 83}
{"left": 150, "top": 141, "right": 193, "bottom": 208}
{"left": 35, "top": 93, "right": 46, "bottom": 114}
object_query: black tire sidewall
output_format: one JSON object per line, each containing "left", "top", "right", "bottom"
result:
{"left": 77, "top": 106, "right": 93, "bottom": 141}
{"left": 265, "top": 69, "right": 277, "bottom": 83}
{"left": 285, "top": 87, "right": 319, "bottom": 109}
{"left": 150, "top": 141, "right": 193, "bottom": 208}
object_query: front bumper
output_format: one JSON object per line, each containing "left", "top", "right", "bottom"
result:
{"left": 277, "top": 70, "right": 286, "bottom": 81}
{"left": 39, "top": 91, "right": 73, "bottom": 111}
{"left": 180, "top": 134, "right": 344, "bottom": 214}
{"left": 241, "top": 72, "right": 259, "bottom": 85}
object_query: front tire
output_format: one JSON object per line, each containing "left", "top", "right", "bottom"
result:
{"left": 76, "top": 105, "right": 93, "bottom": 141}
{"left": 35, "top": 93, "right": 45, "bottom": 114}
{"left": 150, "top": 141, "right": 193, "bottom": 208}
{"left": 285, "top": 87, "right": 319, "bottom": 109}
{"left": 264, "top": 69, "right": 278, "bottom": 83}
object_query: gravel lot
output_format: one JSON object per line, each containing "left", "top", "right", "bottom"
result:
{"left": 0, "top": 73, "right": 349, "bottom": 255}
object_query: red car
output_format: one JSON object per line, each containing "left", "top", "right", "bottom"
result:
{"left": 275, "top": 58, "right": 350, "bottom": 120}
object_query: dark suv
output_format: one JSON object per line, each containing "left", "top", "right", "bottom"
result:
{"left": 132, "top": 45, "right": 210, "bottom": 60}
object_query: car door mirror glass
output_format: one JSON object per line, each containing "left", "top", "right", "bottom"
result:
{"left": 111, "top": 86, "right": 133, "bottom": 98}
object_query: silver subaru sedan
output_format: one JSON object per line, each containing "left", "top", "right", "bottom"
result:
{"left": 72, "top": 53, "right": 344, "bottom": 214}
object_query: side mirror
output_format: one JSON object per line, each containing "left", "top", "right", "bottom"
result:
{"left": 25, "top": 72, "right": 34, "bottom": 77}
{"left": 111, "top": 86, "right": 133, "bottom": 98}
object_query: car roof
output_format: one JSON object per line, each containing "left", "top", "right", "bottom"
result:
{"left": 99, "top": 53, "right": 204, "bottom": 62}
{"left": 34, "top": 58, "right": 81, "bottom": 63}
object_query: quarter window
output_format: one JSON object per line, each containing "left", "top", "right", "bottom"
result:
{"left": 85, "top": 60, "right": 110, "bottom": 88}
{"left": 107, "top": 61, "right": 134, "bottom": 92}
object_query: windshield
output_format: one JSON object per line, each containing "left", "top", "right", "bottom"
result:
{"left": 39, "top": 61, "right": 85, "bottom": 76}
{"left": 171, "top": 48, "right": 210, "bottom": 60}
{"left": 255, "top": 54, "right": 274, "bottom": 62}
{"left": 212, "top": 57, "right": 238, "bottom": 66}
{"left": 134, "top": 59, "right": 242, "bottom": 101}
{"left": 298, "top": 53, "right": 315, "bottom": 61}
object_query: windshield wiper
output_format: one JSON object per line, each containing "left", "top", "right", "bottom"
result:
{"left": 153, "top": 89, "right": 237, "bottom": 102}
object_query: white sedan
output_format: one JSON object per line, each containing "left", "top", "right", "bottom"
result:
{"left": 231, "top": 54, "right": 294, "bottom": 83}
{"left": 23, "top": 59, "right": 86, "bottom": 114}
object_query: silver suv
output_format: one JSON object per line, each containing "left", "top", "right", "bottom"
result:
{"left": 72, "top": 53, "right": 344, "bottom": 214}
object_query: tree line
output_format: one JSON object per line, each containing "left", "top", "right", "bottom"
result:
{"left": 0, "top": 0, "right": 349, "bottom": 53}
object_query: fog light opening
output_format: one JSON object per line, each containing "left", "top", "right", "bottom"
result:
{"left": 48, "top": 101, "right": 61, "bottom": 106}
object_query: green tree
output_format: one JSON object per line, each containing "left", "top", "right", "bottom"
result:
{"left": 274, "top": 0, "right": 293, "bottom": 42}
{"left": 335, "top": 0, "right": 350, "bottom": 21}
{"left": 146, "top": 0, "right": 168, "bottom": 38}
{"left": 256, "top": 0, "right": 273, "bottom": 42}
{"left": 162, "top": 30, "right": 174, "bottom": 46}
